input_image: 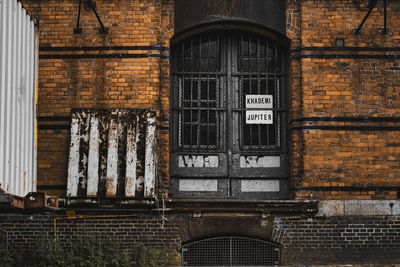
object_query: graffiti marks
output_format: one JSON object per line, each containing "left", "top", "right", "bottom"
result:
{"left": 240, "top": 156, "right": 280, "bottom": 168}
{"left": 178, "top": 155, "right": 219, "bottom": 168}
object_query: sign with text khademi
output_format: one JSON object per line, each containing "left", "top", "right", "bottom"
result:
{"left": 245, "top": 95, "right": 273, "bottom": 124}
{"left": 245, "top": 95, "right": 273, "bottom": 109}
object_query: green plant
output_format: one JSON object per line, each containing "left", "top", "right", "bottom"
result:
{"left": 132, "top": 245, "right": 168, "bottom": 267}
{"left": 0, "top": 248, "right": 14, "bottom": 267}
{"left": 3, "top": 235, "right": 167, "bottom": 267}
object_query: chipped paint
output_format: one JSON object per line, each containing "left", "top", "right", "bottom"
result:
{"left": 239, "top": 156, "right": 280, "bottom": 168}
{"left": 178, "top": 155, "right": 219, "bottom": 168}
{"left": 67, "top": 109, "right": 156, "bottom": 199}
{"left": 87, "top": 114, "right": 100, "bottom": 196}
{"left": 179, "top": 179, "right": 218, "bottom": 192}
{"left": 144, "top": 113, "right": 156, "bottom": 198}
{"left": 78, "top": 111, "right": 90, "bottom": 194}
{"left": 241, "top": 180, "right": 280, "bottom": 192}
{"left": 67, "top": 114, "right": 80, "bottom": 197}
{"left": 125, "top": 116, "right": 139, "bottom": 197}
{"left": 106, "top": 117, "right": 119, "bottom": 197}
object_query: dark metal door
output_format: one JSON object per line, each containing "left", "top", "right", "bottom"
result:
{"left": 171, "top": 31, "right": 288, "bottom": 199}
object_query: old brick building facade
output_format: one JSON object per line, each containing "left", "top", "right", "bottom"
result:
{"left": 2, "top": 0, "right": 400, "bottom": 265}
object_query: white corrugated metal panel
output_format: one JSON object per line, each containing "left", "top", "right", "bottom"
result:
{"left": 67, "top": 109, "right": 157, "bottom": 199}
{"left": 0, "top": 0, "right": 37, "bottom": 196}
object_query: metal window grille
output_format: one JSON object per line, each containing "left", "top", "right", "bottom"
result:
{"left": 237, "top": 32, "right": 283, "bottom": 150}
{"left": 174, "top": 32, "right": 222, "bottom": 151}
{"left": 172, "top": 30, "right": 286, "bottom": 153}
{"left": 179, "top": 76, "right": 220, "bottom": 149}
{"left": 182, "top": 236, "right": 280, "bottom": 266}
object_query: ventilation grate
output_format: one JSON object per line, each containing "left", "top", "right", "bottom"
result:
{"left": 182, "top": 236, "right": 280, "bottom": 266}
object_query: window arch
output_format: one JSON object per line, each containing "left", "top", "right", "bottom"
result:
{"left": 171, "top": 29, "right": 288, "bottom": 199}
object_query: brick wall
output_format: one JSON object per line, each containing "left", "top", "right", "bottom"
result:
{"left": 0, "top": 213, "right": 182, "bottom": 264}
{"left": 287, "top": 0, "right": 400, "bottom": 200}
{"left": 280, "top": 215, "right": 400, "bottom": 264}
{"left": 21, "top": 0, "right": 174, "bottom": 196}
{"left": 5, "top": 0, "right": 400, "bottom": 265}
{"left": 1, "top": 213, "right": 400, "bottom": 265}
{"left": 21, "top": 0, "right": 400, "bottom": 199}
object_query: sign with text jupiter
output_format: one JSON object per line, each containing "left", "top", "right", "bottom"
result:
{"left": 245, "top": 110, "right": 273, "bottom": 124}
{"left": 245, "top": 95, "right": 273, "bottom": 124}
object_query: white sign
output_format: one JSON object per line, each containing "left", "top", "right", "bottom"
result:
{"left": 245, "top": 110, "right": 273, "bottom": 124}
{"left": 245, "top": 95, "right": 273, "bottom": 109}
{"left": 241, "top": 180, "right": 280, "bottom": 192}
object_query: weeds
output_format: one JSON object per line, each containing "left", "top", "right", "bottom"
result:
{"left": 0, "top": 235, "right": 167, "bottom": 267}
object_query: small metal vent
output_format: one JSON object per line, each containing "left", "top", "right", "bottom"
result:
{"left": 67, "top": 109, "right": 156, "bottom": 199}
{"left": 182, "top": 236, "right": 280, "bottom": 266}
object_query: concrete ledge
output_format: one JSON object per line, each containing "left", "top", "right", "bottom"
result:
{"left": 318, "top": 200, "right": 400, "bottom": 216}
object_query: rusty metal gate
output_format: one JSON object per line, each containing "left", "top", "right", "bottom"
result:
{"left": 182, "top": 236, "right": 280, "bottom": 266}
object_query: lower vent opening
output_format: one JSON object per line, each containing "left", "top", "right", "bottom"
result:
{"left": 182, "top": 236, "right": 280, "bottom": 266}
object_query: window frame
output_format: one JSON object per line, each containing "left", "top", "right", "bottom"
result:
{"left": 170, "top": 29, "right": 289, "bottom": 199}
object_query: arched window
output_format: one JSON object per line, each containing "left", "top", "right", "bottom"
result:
{"left": 171, "top": 30, "right": 288, "bottom": 199}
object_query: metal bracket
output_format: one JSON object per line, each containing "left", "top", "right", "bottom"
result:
{"left": 74, "top": 0, "right": 83, "bottom": 34}
{"left": 352, "top": 0, "right": 388, "bottom": 34}
{"left": 74, "top": 0, "right": 109, "bottom": 34}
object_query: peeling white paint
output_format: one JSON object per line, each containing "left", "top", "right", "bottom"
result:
{"left": 67, "top": 109, "right": 156, "bottom": 199}
{"left": 241, "top": 180, "right": 280, "bottom": 192}
{"left": 178, "top": 155, "right": 219, "bottom": 168}
{"left": 87, "top": 115, "right": 100, "bottom": 196}
{"left": 179, "top": 179, "right": 218, "bottom": 192}
{"left": 67, "top": 114, "right": 80, "bottom": 197}
{"left": 79, "top": 112, "right": 90, "bottom": 190}
{"left": 144, "top": 114, "right": 156, "bottom": 198}
{"left": 106, "top": 118, "right": 118, "bottom": 196}
{"left": 125, "top": 116, "right": 139, "bottom": 197}
{"left": 240, "top": 156, "right": 280, "bottom": 168}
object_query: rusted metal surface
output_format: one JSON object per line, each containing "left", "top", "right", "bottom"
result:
{"left": 175, "top": 0, "right": 286, "bottom": 35}
{"left": 166, "top": 199, "right": 319, "bottom": 216}
{"left": 0, "top": 0, "right": 37, "bottom": 197}
{"left": 0, "top": 192, "right": 58, "bottom": 210}
{"left": 67, "top": 109, "right": 157, "bottom": 200}
{"left": 0, "top": 194, "right": 25, "bottom": 209}
{"left": 25, "top": 192, "right": 58, "bottom": 209}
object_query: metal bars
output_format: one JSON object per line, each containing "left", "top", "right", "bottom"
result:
{"left": 175, "top": 32, "right": 221, "bottom": 150}
{"left": 74, "top": 0, "right": 109, "bottom": 34}
{"left": 182, "top": 236, "right": 280, "bottom": 266}
{"left": 237, "top": 32, "right": 284, "bottom": 151}
{"left": 353, "top": 0, "right": 388, "bottom": 34}
{"left": 172, "top": 31, "right": 286, "bottom": 153}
